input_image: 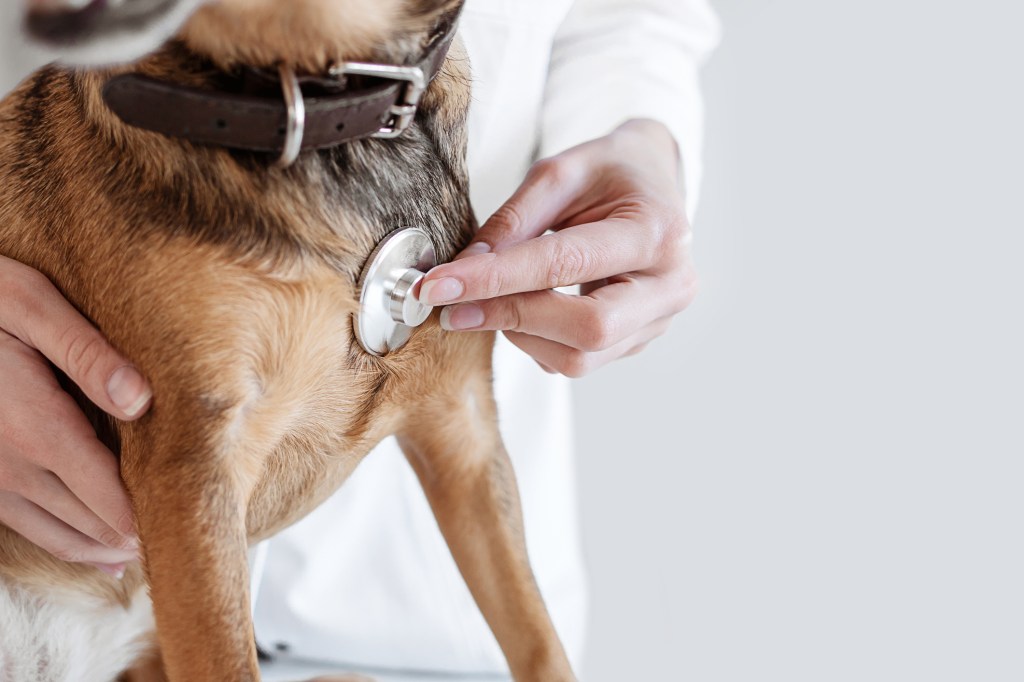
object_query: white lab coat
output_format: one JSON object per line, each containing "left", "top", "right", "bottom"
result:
{"left": 250, "top": 3, "right": 719, "bottom": 673}
{"left": 0, "top": 0, "right": 719, "bottom": 675}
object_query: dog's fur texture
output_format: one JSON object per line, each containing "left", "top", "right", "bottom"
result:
{"left": 0, "top": 1, "right": 575, "bottom": 680}
{"left": 0, "top": 580, "right": 154, "bottom": 682}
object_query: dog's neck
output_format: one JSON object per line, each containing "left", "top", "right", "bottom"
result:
{"left": 94, "top": 6, "right": 462, "bottom": 166}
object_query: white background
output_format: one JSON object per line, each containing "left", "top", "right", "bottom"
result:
{"left": 575, "top": 1, "right": 1024, "bottom": 680}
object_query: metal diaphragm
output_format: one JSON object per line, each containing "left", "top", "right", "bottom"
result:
{"left": 354, "top": 227, "right": 437, "bottom": 356}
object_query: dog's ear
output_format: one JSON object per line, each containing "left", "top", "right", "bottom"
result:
{"left": 406, "top": 0, "right": 466, "bottom": 20}
{"left": 396, "top": 0, "right": 466, "bottom": 52}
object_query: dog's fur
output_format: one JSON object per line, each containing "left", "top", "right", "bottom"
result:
{"left": 0, "top": 1, "right": 575, "bottom": 680}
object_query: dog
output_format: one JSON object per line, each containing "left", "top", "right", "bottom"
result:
{"left": 0, "top": 1, "right": 576, "bottom": 680}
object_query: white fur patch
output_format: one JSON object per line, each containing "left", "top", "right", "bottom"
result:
{"left": 0, "top": 580, "right": 154, "bottom": 682}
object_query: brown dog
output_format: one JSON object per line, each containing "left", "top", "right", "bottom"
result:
{"left": 0, "top": 1, "right": 576, "bottom": 680}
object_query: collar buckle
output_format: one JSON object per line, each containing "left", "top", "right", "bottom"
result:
{"left": 330, "top": 62, "right": 427, "bottom": 139}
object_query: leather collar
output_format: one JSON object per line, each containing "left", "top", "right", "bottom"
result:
{"left": 101, "top": 9, "right": 461, "bottom": 163}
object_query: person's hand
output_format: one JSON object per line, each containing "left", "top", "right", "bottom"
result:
{"left": 420, "top": 119, "right": 697, "bottom": 377}
{"left": 0, "top": 255, "right": 151, "bottom": 576}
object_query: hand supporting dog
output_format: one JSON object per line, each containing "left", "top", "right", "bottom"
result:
{"left": 0, "top": 255, "right": 147, "bottom": 573}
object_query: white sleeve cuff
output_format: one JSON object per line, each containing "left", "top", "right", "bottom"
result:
{"left": 539, "top": 0, "right": 720, "bottom": 220}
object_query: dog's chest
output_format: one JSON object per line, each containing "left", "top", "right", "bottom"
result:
{"left": 0, "top": 581, "right": 154, "bottom": 682}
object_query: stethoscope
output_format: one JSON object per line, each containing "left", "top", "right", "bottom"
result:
{"left": 354, "top": 227, "right": 437, "bottom": 357}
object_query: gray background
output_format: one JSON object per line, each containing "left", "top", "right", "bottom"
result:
{"left": 575, "top": 1, "right": 1024, "bottom": 680}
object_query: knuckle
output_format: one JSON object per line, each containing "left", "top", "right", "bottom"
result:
{"left": 656, "top": 211, "right": 692, "bottom": 264}
{"left": 95, "top": 526, "right": 125, "bottom": 550}
{"left": 60, "top": 328, "right": 107, "bottom": 380}
{"left": 547, "top": 240, "right": 590, "bottom": 289}
{"left": 479, "top": 266, "right": 510, "bottom": 300}
{"left": 487, "top": 204, "right": 525, "bottom": 242}
{"left": 626, "top": 342, "right": 650, "bottom": 358}
{"left": 492, "top": 298, "right": 523, "bottom": 332}
{"left": 115, "top": 509, "right": 136, "bottom": 537}
{"left": 577, "top": 308, "right": 617, "bottom": 352}
{"left": 531, "top": 156, "right": 570, "bottom": 188}
{"left": 558, "top": 350, "right": 594, "bottom": 379}
{"left": 672, "top": 270, "right": 701, "bottom": 312}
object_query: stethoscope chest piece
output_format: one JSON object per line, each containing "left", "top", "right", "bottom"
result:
{"left": 355, "top": 227, "right": 437, "bottom": 356}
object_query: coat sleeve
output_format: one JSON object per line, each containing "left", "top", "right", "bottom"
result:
{"left": 540, "top": 0, "right": 721, "bottom": 217}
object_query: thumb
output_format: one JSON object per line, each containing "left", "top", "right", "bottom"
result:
{"left": 1, "top": 262, "right": 152, "bottom": 420}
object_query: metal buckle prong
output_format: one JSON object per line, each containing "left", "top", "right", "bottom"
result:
{"left": 275, "top": 64, "right": 305, "bottom": 168}
{"left": 330, "top": 62, "right": 427, "bottom": 139}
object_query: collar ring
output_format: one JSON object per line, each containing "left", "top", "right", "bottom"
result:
{"left": 274, "top": 64, "right": 305, "bottom": 168}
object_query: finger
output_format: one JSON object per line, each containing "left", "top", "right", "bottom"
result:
{"left": 0, "top": 256, "right": 152, "bottom": 420}
{"left": 422, "top": 218, "right": 659, "bottom": 305}
{"left": 0, "top": 491, "right": 139, "bottom": 565}
{"left": 439, "top": 275, "right": 693, "bottom": 352}
{"left": 623, "top": 342, "right": 651, "bottom": 358}
{"left": 31, "top": 388, "right": 138, "bottom": 538}
{"left": 0, "top": 345, "right": 138, "bottom": 540}
{"left": 504, "top": 317, "right": 672, "bottom": 378}
{"left": 20, "top": 468, "right": 137, "bottom": 552}
{"left": 51, "top": 434, "right": 137, "bottom": 538}
{"left": 455, "top": 155, "right": 593, "bottom": 260}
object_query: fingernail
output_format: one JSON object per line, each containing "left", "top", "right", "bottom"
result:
{"left": 124, "top": 534, "right": 140, "bottom": 551}
{"left": 420, "top": 277, "right": 464, "bottom": 305}
{"left": 461, "top": 241, "right": 491, "bottom": 257}
{"left": 107, "top": 366, "right": 151, "bottom": 418}
{"left": 440, "top": 304, "right": 485, "bottom": 331}
{"left": 90, "top": 562, "right": 127, "bottom": 580}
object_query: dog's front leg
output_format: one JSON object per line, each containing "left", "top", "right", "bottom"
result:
{"left": 120, "top": 415, "right": 260, "bottom": 682}
{"left": 396, "top": 338, "right": 577, "bottom": 682}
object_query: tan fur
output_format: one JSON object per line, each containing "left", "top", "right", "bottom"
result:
{"left": 117, "top": 645, "right": 165, "bottom": 682}
{"left": 181, "top": 0, "right": 402, "bottom": 73}
{"left": 0, "top": 1, "right": 575, "bottom": 681}
{"left": 181, "top": 0, "right": 462, "bottom": 73}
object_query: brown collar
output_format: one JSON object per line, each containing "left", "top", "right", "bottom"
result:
{"left": 102, "top": 11, "right": 461, "bottom": 167}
